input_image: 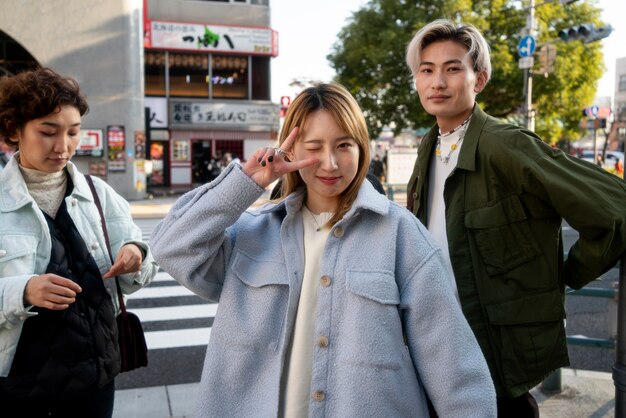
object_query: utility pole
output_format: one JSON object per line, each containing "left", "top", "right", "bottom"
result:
{"left": 523, "top": 0, "right": 536, "bottom": 131}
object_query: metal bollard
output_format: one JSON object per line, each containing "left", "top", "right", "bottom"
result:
{"left": 386, "top": 184, "right": 394, "bottom": 201}
{"left": 541, "top": 369, "right": 562, "bottom": 394}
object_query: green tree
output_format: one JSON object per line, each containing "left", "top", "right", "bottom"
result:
{"left": 327, "top": 0, "right": 606, "bottom": 143}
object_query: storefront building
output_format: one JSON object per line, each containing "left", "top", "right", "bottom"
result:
{"left": 144, "top": 0, "right": 279, "bottom": 191}
{"left": 0, "top": 0, "right": 278, "bottom": 197}
{"left": 0, "top": 0, "right": 147, "bottom": 199}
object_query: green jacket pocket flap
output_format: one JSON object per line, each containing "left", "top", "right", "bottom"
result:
{"left": 465, "top": 195, "right": 527, "bottom": 229}
{"left": 485, "top": 290, "right": 565, "bottom": 325}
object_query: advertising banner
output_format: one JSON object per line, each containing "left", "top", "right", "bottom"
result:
{"left": 149, "top": 20, "right": 278, "bottom": 57}
{"left": 107, "top": 125, "right": 126, "bottom": 172}
{"left": 76, "top": 129, "right": 104, "bottom": 156}
{"left": 170, "top": 101, "right": 279, "bottom": 130}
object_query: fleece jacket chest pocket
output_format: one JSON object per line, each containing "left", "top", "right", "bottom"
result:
{"left": 212, "top": 250, "right": 289, "bottom": 352}
{"left": 342, "top": 270, "right": 405, "bottom": 370}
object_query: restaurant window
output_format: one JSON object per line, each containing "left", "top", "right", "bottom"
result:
{"left": 172, "top": 140, "right": 190, "bottom": 161}
{"left": 251, "top": 56, "right": 270, "bottom": 100}
{"left": 215, "top": 140, "right": 244, "bottom": 162}
{"left": 169, "top": 52, "right": 209, "bottom": 98}
{"left": 145, "top": 52, "right": 166, "bottom": 96}
{"left": 211, "top": 55, "right": 248, "bottom": 99}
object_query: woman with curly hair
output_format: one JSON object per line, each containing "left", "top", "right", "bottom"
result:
{"left": 0, "top": 68, "right": 157, "bottom": 417}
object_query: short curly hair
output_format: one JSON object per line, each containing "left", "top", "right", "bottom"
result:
{"left": 0, "top": 67, "right": 89, "bottom": 149}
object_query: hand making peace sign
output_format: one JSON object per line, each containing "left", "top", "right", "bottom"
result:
{"left": 242, "top": 127, "right": 319, "bottom": 189}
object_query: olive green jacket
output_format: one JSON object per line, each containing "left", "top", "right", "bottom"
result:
{"left": 407, "top": 105, "right": 626, "bottom": 398}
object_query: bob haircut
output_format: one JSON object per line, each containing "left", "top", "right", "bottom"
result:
{"left": 277, "top": 82, "right": 370, "bottom": 227}
{"left": 406, "top": 19, "right": 492, "bottom": 83}
{"left": 0, "top": 67, "right": 89, "bottom": 149}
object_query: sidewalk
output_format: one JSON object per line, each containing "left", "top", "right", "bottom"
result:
{"left": 113, "top": 368, "right": 616, "bottom": 417}
{"left": 129, "top": 195, "right": 179, "bottom": 219}
{"left": 129, "top": 188, "right": 274, "bottom": 219}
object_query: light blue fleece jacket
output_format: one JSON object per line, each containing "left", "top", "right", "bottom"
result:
{"left": 150, "top": 163, "right": 496, "bottom": 418}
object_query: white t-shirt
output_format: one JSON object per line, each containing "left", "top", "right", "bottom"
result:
{"left": 426, "top": 128, "right": 467, "bottom": 299}
{"left": 280, "top": 207, "right": 333, "bottom": 417}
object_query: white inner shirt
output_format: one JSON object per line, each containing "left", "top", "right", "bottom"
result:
{"left": 426, "top": 128, "right": 465, "bottom": 299}
{"left": 280, "top": 206, "right": 333, "bottom": 417}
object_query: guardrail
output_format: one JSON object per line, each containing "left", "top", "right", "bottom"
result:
{"left": 384, "top": 184, "right": 625, "bottom": 411}
{"left": 542, "top": 280, "right": 620, "bottom": 394}
{"left": 616, "top": 256, "right": 626, "bottom": 416}
{"left": 566, "top": 286, "right": 618, "bottom": 349}
{"left": 385, "top": 184, "right": 407, "bottom": 203}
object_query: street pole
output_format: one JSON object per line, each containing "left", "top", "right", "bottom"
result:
{"left": 524, "top": 0, "right": 536, "bottom": 131}
{"left": 593, "top": 119, "right": 598, "bottom": 165}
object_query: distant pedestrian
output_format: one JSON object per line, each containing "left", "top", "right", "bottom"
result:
{"left": 151, "top": 82, "right": 496, "bottom": 417}
{"left": 368, "top": 153, "right": 385, "bottom": 182}
{"left": 406, "top": 19, "right": 626, "bottom": 417}
{"left": 0, "top": 68, "right": 158, "bottom": 417}
{"left": 615, "top": 158, "right": 624, "bottom": 176}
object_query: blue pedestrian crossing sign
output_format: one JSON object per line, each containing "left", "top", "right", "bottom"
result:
{"left": 518, "top": 36, "right": 536, "bottom": 57}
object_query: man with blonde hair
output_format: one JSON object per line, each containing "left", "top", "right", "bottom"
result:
{"left": 406, "top": 19, "right": 626, "bottom": 417}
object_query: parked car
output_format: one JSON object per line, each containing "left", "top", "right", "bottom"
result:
{"left": 578, "top": 149, "right": 624, "bottom": 170}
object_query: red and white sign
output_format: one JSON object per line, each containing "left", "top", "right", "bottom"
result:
{"left": 76, "top": 129, "right": 104, "bottom": 155}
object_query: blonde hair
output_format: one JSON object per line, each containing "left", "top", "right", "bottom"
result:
{"left": 278, "top": 82, "right": 370, "bottom": 227}
{"left": 406, "top": 19, "right": 491, "bottom": 82}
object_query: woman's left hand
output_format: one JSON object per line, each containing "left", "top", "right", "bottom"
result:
{"left": 102, "top": 244, "right": 143, "bottom": 279}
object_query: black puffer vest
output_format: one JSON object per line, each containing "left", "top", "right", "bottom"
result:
{"left": 0, "top": 179, "right": 120, "bottom": 400}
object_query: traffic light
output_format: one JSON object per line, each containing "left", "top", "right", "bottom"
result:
{"left": 558, "top": 24, "right": 613, "bottom": 43}
{"left": 279, "top": 95, "right": 291, "bottom": 118}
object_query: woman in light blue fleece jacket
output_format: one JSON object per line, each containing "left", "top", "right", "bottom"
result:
{"left": 150, "top": 83, "right": 496, "bottom": 417}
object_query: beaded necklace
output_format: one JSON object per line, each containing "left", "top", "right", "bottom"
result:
{"left": 435, "top": 113, "right": 473, "bottom": 164}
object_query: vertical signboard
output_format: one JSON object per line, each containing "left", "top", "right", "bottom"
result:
{"left": 107, "top": 125, "right": 126, "bottom": 172}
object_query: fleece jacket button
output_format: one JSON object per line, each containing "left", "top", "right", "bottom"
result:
{"left": 312, "top": 390, "right": 325, "bottom": 402}
{"left": 320, "top": 276, "right": 331, "bottom": 287}
{"left": 317, "top": 336, "right": 329, "bottom": 348}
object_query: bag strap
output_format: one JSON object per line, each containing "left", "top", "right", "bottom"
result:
{"left": 85, "top": 174, "right": 127, "bottom": 315}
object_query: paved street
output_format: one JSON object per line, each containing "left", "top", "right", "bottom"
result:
{"left": 115, "top": 217, "right": 208, "bottom": 390}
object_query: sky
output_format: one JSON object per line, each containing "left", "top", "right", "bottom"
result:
{"left": 270, "top": 0, "right": 624, "bottom": 105}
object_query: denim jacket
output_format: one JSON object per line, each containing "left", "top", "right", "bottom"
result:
{"left": 0, "top": 156, "right": 157, "bottom": 376}
{"left": 407, "top": 105, "right": 626, "bottom": 397}
{"left": 151, "top": 163, "right": 496, "bottom": 418}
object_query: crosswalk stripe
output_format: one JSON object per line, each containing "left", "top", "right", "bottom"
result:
{"left": 132, "top": 304, "right": 218, "bottom": 322}
{"left": 145, "top": 327, "right": 212, "bottom": 349}
{"left": 153, "top": 271, "right": 176, "bottom": 282}
{"left": 127, "top": 286, "right": 195, "bottom": 299}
